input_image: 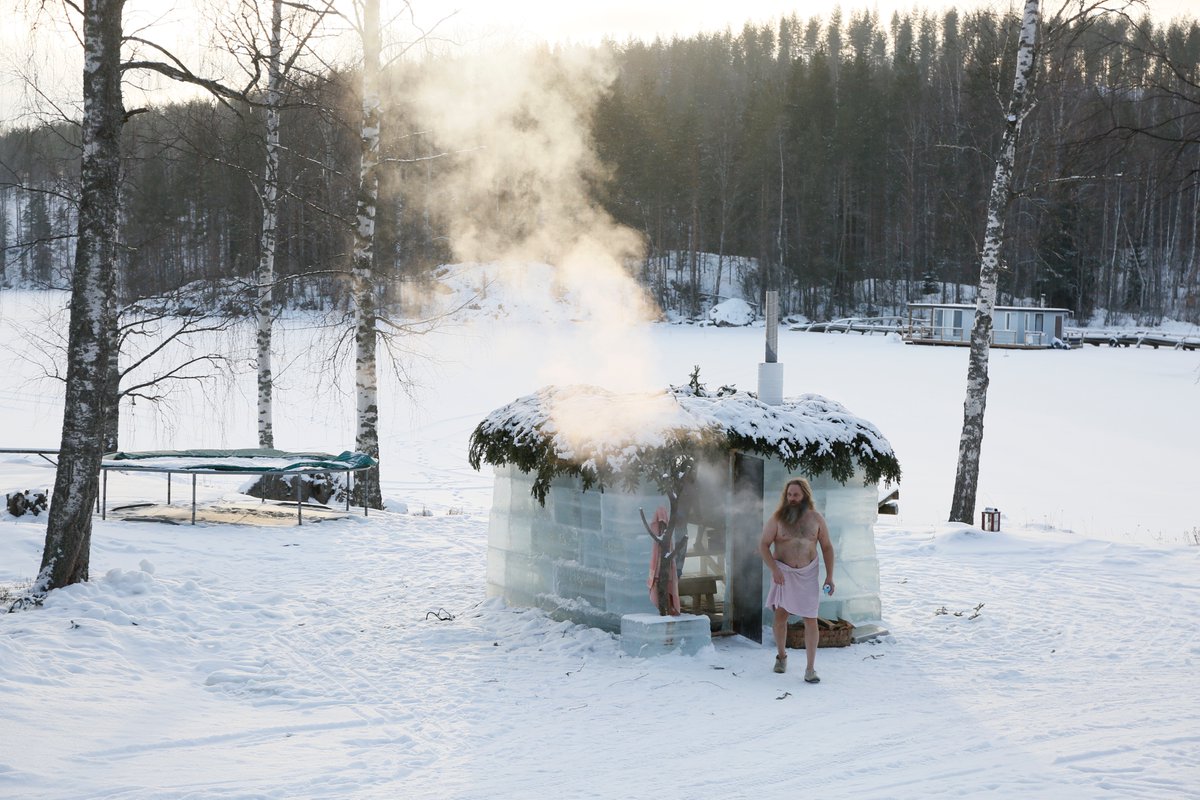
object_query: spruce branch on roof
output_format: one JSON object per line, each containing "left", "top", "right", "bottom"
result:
{"left": 468, "top": 384, "right": 901, "bottom": 505}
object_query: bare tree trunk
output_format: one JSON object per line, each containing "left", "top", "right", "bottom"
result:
{"left": 715, "top": 133, "right": 730, "bottom": 301}
{"left": 777, "top": 132, "right": 786, "bottom": 303}
{"left": 256, "top": 0, "right": 283, "bottom": 449}
{"left": 352, "top": 0, "right": 383, "bottom": 509}
{"left": 101, "top": 334, "right": 120, "bottom": 454}
{"left": 39, "top": 0, "right": 125, "bottom": 591}
{"left": 949, "top": 0, "right": 1041, "bottom": 524}
{"left": 1188, "top": 149, "right": 1200, "bottom": 320}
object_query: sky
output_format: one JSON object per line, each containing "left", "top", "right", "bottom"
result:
{"left": 437, "top": 0, "right": 1199, "bottom": 45}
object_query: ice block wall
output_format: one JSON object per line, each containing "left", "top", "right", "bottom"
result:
{"left": 487, "top": 464, "right": 662, "bottom": 632}
{"left": 761, "top": 459, "right": 883, "bottom": 625}
{"left": 487, "top": 457, "right": 885, "bottom": 635}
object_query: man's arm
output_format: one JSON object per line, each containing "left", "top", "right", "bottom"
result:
{"left": 759, "top": 519, "right": 784, "bottom": 585}
{"left": 817, "top": 513, "right": 835, "bottom": 593}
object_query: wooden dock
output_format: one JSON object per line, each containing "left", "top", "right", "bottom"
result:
{"left": 1064, "top": 330, "right": 1199, "bottom": 351}
{"left": 788, "top": 317, "right": 1199, "bottom": 351}
{"left": 790, "top": 316, "right": 906, "bottom": 335}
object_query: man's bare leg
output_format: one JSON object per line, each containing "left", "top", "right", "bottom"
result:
{"left": 803, "top": 616, "right": 818, "bottom": 668}
{"left": 772, "top": 607, "right": 789, "bottom": 671}
{"left": 803, "top": 616, "right": 820, "bottom": 682}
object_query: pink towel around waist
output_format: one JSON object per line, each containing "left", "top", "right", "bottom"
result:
{"left": 765, "top": 558, "right": 820, "bottom": 618}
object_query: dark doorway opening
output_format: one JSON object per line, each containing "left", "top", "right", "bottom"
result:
{"left": 729, "top": 453, "right": 764, "bottom": 642}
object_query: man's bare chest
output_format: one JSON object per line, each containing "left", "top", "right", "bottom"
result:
{"left": 777, "top": 524, "right": 817, "bottom": 546}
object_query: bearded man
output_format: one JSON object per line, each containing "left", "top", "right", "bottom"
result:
{"left": 759, "top": 477, "right": 835, "bottom": 683}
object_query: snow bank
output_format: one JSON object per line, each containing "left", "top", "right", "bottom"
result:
{"left": 707, "top": 297, "right": 755, "bottom": 326}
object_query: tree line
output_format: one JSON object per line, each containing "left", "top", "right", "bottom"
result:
{"left": 2, "top": 5, "right": 1198, "bottom": 326}
{"left": 597, "top": 7, "right": 1200, "bottom": 323}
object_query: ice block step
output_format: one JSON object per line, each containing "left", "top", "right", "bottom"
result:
{"left": 620, "top": 613, "right": 711, "bottom": 657}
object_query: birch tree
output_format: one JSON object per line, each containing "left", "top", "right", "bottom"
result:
{"left": 351, "top": 0, "right": 383, "bottom": 508}
{"left": 38, "top": 0, "right": 125, "bottom": 591}
{"left": 949, "top": 2, "right": 1042, "bottom": 524}
{"left": 948, "top": 1, "right": 1131, "bottom": 523}
{"left": 35, "top": 1, "right": 256, "bottom": 593}
{"left": 244, "top": 0, "right": 335, "bottom": 449}
{"left": 255, "top": 0, "right": 285, "bottom": 449}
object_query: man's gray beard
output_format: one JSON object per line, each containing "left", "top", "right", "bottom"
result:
{"left": 783, "top": 504, "right": 802, "bottom": 526}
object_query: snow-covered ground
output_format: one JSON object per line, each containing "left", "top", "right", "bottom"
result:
{"left": 1, "top": 287, "right": 1198, "bottom": 798}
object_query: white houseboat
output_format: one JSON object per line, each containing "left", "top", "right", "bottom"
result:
{"left": 904, "top": 302, "right": 1071, "bottom": 348}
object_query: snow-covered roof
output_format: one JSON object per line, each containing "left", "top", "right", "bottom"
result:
{"left": 468, "top": 384, "right": 900, "bottom": 503}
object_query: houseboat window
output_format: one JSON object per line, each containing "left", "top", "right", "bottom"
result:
{"left": 952, "top": 309, "right": 963, "bottom": 332}
{"left": 1004, "top": 312, "right": 1012, "bottom": 330}
{"left": 1034, "top": 312, "right": 1044, "bottom": 331}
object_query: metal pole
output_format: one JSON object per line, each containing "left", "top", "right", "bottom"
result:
{"left": 191, "top": 474, "right": 197, "bottom": 525}
{"left": 345, "top": 469, "right": 351, "bottom": 512}
{"left": 296, "top": 477, "right": 303, "bottom": 525}
{"left": 101, "top": 469, "right": 107, "bottom": 520}
{"left": 765, "top": 290, "right": 779, "bottom": 363}
{"left": 167, "top": 472, "right": 172, "bottom": 505}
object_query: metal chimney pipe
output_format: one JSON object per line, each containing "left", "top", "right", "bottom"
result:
{"left": 758, "top": 291, "right": 783, "bottom": 405}
{"left": 765, "top": 290, "right": 778, "bottom": 363}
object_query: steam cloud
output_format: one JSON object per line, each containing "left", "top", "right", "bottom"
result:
{"left": 404, "top": 44, "right": 658, "bottom": 371}
{"left": 399, "top": 44, "right": 676, "bottom": 452}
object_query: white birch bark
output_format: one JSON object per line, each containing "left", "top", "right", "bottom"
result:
{"left": 949, "top": 0, "right": 1041, "bottom": 523}
{"left": 353, "top": 0, "right": 382, "bottom": 508}
{"left": 256, "top": 0, "right": 283, "bottom": 449}
{"left": 39, "top": 0, "right": 125, "bottom": 591}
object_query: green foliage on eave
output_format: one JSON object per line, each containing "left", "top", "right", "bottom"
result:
{"left": 724, "top": 429, "right": 901, "bottom": 487}
{"left": 467, "top": 420, "right": 728, "bottom": 504}
{"left": 468, "top": 421, "right": 901, "bottom": 506}
{"left": 467, "top": 417, "right": 592, "bottom": 504}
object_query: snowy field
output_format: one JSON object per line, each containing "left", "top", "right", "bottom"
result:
{"left": 1, "top": 288, "right": 1198, "bottom": 798}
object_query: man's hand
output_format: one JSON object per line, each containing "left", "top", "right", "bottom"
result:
{"left": 772, "top": 567, "right": 785, "bottom": 585}
{"left": 823, "top": 580, "right": 836, "bottom": 595}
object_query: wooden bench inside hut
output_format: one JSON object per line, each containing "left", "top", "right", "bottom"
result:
{"left": 676, "top": 494, "right": 728, "bottom": 630}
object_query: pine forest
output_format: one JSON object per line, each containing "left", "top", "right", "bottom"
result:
{"left": 2, "top": 6, "right": 1199, "bottom": 325}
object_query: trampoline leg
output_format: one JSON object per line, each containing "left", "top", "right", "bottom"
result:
{"left": 101, "top": 470, "right": 107, "bottom": 520}
{"left": 167, "top": 472, "right": 172, "bottom": 505}
{"left": 191, "top": 474, "right": 197, "bottom": 525}
{"left": 296, "top": 477, "right": 302, "bottom": 525}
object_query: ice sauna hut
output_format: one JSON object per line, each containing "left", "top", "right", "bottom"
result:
{"left": 468, "top": 380, "right": 901, "bottom": 648}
